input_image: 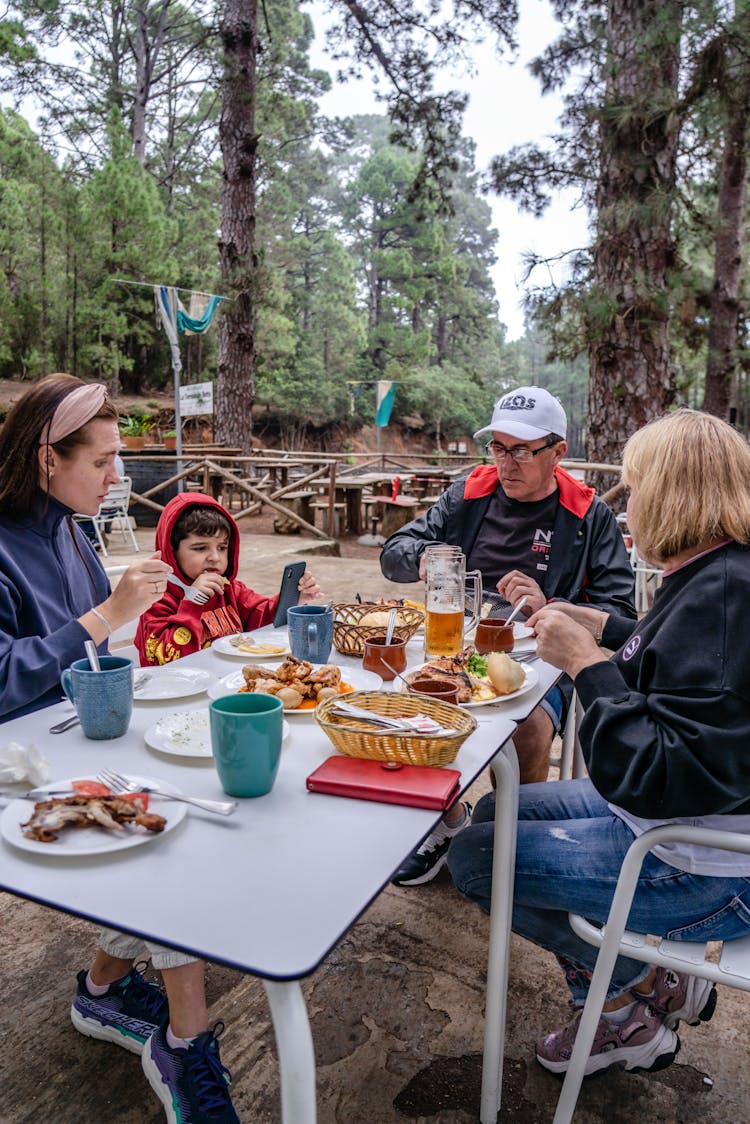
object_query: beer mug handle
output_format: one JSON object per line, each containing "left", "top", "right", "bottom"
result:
{"left": 465, "top": 569, "right": 482, "bottom": 634}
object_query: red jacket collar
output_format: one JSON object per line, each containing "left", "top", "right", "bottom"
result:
{"left": 462, "top": 464, "right": 594, "bottom": 518}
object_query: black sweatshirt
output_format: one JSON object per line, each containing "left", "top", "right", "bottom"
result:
{"left": 575, "top": 542, "right": 750, "bottom": 819}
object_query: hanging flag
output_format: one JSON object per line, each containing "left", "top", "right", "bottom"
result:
{"left": 375, "top": 380, "right": 396, "bottom": 427}
{"left": 155, "top": 286, "right": 182, "bottom": 374}
{"left": 177, "top": 294, "right": 222, "bottom": 334}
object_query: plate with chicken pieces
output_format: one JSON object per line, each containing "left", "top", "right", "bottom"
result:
{"left": 207, "top": 655, "right": 383, "bottom": 712}
{"left": 1, "top": 776, "right": 187, "bottom": 856}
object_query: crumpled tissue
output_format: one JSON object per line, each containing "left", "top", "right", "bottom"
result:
{"left": 0, "top": 742, "right": 51, "bottom": 786}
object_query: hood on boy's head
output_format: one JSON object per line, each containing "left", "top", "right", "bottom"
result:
{"left": 154, "top": 492, "right": 241, "bottom": 582}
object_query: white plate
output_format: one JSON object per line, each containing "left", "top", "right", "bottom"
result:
{"left": 134, "top": 667, "right": 214, "bottom": 701}
{"left": 207, "top": 665, "right": 383, "bottom": 712}
{"left": 144, "top": 710, "right": 290, "bottom": 757}
{"left": 400, "top": 663, "right": 539, "bottom": 707}
{"left": 1, "top": 775, "right": 187, "bottom": 856}
{"left": 211, "top": 634, "right": 290, "bottom": 660}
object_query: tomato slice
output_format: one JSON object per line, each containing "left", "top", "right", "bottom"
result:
{"left": 70, "top": 780, "right": 148, "bottom": 810}
{"left": 72, "top": 780, "right": 111, "bottom": 797}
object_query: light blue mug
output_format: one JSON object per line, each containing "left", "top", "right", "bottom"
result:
{"left": 287, "top": 604, "right": 334, "bottom": 664}
{"left": 60, "top": 655, "right": 133, "bottom": 740}
{"left": 209, "top": 693, "right": 284, "bottom": 797}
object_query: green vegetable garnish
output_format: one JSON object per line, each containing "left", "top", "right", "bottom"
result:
{"left": 467, "top": 653, "right": 488, "bottom": 677}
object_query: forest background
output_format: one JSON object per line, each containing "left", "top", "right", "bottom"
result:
{"left": 0, "top": 0, "right": 748, "bottom": 467}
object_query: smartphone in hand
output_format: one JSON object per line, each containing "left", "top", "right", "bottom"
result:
{"left": 273, "top": 561, "right": 307, "bottom": 628}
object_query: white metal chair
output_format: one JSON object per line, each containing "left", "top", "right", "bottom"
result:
{"left": 552, "top": 824, "right": 750, "bottom": 1123}
{"left": 630, "top": 544, "right": 663, "bottom": 615}
{"left": 76, "top": 478, "right": 139, "bottom": 557}
{"left": 558, "top": 690, "right": 585, "bottom": 780}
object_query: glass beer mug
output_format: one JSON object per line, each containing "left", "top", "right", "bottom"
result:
{"left": 423, "top": 545, "right": 482, "bottom": 658}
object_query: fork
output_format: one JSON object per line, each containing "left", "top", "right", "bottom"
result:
{"left": 166, "top": 572, "right": 209, "bottom": 606}
{"left": 97, "top": 768, "right": 237, "bottom": 816}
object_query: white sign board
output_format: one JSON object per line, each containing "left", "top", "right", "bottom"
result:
{"left": 179, "top": 381, "right": 213, "bottom": 417}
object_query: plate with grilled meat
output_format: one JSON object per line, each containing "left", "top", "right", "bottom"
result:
{"left": 400, "top": 648, "right": 538, "bottom": 707}
{"left": 1, "top": 776, "right": 187, "bottom": 855}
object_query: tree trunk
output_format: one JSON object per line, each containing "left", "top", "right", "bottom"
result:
{"left": 216, "top": 0, "right": 259, "bottom": 454}
{"left": 587, "top": 0, "right": 681, "bottom": 472}
{"left": 702, "top": 42, "right": 750, "bottom": 419}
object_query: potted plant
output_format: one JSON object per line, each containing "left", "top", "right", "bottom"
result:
{"left": 119, "top": 412, "right": 155, "bottom": 450}
{"left": 163, "top": 429, "right": 178, "bottom": 450}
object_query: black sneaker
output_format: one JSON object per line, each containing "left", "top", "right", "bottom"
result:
{"left": 142, "top": 1022, "right": 239, "bottom": 1123}
{"left": 391, "top": 802, "right": 472, "bottom": 886}
{"left": 71, "top": 962, "right": 168, "bottom": 1055}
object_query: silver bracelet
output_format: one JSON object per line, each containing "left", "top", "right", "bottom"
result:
{"left": 90, "top": 607, "right": 113, "bottom": 636}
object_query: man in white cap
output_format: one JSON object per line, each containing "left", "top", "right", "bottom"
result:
{"left": 381, "top": 385, "right": 636, "bottom": 885}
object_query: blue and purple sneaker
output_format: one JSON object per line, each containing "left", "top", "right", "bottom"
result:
{"left": 70, "top": 964, "right": 168, "bottom": 1055}
{"left": 142, "top": 1021, "right": 239, "bottom": 1123}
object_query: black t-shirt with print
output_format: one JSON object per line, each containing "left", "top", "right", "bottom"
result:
{"left": 467, "top": 486, "right": 559, "bottom": 590}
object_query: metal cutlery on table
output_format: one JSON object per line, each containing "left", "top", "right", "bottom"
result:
{"left": 97, "top": 767, "right": 238, "bottom": 816}
{"left": 331, "top": 700, "right": 446, "bottom": 734}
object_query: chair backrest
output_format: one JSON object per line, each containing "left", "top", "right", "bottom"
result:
{"left": 98, "top": 477, "right": 131, "bottom": 515}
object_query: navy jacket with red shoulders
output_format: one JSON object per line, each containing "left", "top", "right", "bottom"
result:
{"left": 380, "top": 464, "right": 636, "bottom": 618}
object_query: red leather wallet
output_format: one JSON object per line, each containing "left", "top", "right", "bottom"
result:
{"left": 306, "top": 756, "right": 461, "bottom": 810}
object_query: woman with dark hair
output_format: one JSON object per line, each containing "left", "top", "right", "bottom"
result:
{"left": 448, "top": 409, "right": 750, "bottom": 1080}
{"left": 0, "top": 375, "right": 240, "bottom": 1122}
{"left": 0, "top": 373, "right": 169, "bottom": 719}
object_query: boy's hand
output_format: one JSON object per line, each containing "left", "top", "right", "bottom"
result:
{"left": 298, "top": 571, "right": 322, "bottom": 604}
{"left": 189, "top": 571, "right": 228, "bottom": 600}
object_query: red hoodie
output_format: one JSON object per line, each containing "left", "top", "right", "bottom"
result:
{"left": 135, "top": 492, "right": 278, "bottom": 666}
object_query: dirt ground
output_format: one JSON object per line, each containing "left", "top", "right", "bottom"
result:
{"left": 0, "top": 522, "right": 747, "bottom": 1123}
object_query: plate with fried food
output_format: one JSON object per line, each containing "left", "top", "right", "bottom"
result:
{"left": 212, "top": 631, "right": 290, "bottom": 660}
{"left": 399, "top": 650, "right": 538, "bottom": 707}
{"left": 207, "top": 655, "right": 383, "bottom": 712}
{"left": 1, "top": 776, "right": 187, "bottom": 855}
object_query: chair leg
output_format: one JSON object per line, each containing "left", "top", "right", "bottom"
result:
{"left": 93, "top": 521, "right": 108, "bottom": 557}
{"left": 263, "top": 979, "right": 317, "bottom": 1124}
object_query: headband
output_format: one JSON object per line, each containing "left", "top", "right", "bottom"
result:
{"left": 40, "top": 384, "right": 108, "bottom": 445}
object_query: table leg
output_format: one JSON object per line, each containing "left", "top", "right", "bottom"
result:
{"left": 263, "top": 979, "right": 317, "bottom": 1123}
{"left": 480, "top": 736, "right": 520, "bottom": 1123}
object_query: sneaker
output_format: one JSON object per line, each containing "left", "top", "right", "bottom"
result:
{"left": 71, "top": 963, "right": 168, "bottom": 1055}
{"left": 634, "top": 966, "right": 717, "bottom": 1030}
{"left": 391, "top": 802, "right": 472, "bottom": 887}
{"left": 536, "top": 999, "right": 680, "bottom": 1077}
{"left": 142, "top": 1022, "right": 239, "bottom": 1123}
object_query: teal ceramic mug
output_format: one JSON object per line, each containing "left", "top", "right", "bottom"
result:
{"left": 60, "top": 655, "right": 133, "bottom": 740}
{"left": 209, "top": 693, "right": 284, "bottom": 797}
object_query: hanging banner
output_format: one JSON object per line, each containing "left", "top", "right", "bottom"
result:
{"left": 375, "top": 380, "right": 396, "bottom": 427}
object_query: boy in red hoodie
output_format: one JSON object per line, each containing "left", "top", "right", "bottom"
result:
{"left": 136, "top": 492, "right": 321, "bottom": 666}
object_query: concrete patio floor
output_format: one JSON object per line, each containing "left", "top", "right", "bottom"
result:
{"left": 0, "top": 524, "right": 746, "bottom": 1123}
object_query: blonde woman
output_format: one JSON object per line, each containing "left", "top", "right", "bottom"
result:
{"left": 448, "top": 409, "right": 750, "bottom": 1078}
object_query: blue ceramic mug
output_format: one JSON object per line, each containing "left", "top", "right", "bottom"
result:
{"left": 209, "top": 693, "right": 284, "bottom": 797}
{"left": 60, "top": 655, "right": 133, "bottom": 740}
{"left": 287, "top": 604, "right": 334, "bottom": 664}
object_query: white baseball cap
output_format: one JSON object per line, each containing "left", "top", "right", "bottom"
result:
{"left": 473, "top": 386, "right": 567, "bottom": 442}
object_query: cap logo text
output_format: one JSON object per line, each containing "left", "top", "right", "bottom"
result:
{"left": 499, "top": 394, "right": 536, "bottom": 412}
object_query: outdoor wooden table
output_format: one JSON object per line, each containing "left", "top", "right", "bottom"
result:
{"left": 0, "top": 635, "right": 558, "bottom": 1121}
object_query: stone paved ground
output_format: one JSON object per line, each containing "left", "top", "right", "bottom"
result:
{"left": 0, "top": 524, "right": 746, "bottom": 1123}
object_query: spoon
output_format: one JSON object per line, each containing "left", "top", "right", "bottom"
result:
{"left": 381, "top": 658, "right": 411, "bottom": 690}
{"left": 84, "top": 639, "right": 101, "bottom": 672}
{"left": 384, "top": 607, "right": 398, "bottom": 645}
{"left": 503, "top": 596, "right": 528, "bottom": 629}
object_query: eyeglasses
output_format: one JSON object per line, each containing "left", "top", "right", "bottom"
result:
{"left": 484, "top": 438, "right": 561, "bottom": 462}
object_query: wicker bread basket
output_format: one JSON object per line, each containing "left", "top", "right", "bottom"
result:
{"left": 332, "top": 603, "right": 424, "bottom": 657}
{"left": 315, "top": 690, "right": 476, "bottom": 767}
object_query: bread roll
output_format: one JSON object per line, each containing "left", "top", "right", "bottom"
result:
{"left": 359, "top": 610, "right": 392, "bottom": 628}
{"left": 486, "top": 652, "right": 525, "bottom": 695}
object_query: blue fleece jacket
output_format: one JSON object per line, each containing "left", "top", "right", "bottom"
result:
{"left": 0, "top": 493, "right": 110, "bottom": 721}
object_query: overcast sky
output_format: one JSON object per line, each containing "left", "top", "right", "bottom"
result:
{"left": 308, "top": 0, "right": 590, "bottom": 340}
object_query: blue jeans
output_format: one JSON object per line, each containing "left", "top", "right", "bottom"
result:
{"left": 447, "top": 779, "right": 750, "bottom": 1002}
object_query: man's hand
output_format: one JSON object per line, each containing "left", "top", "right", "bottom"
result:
{"left": 526, "top": 607, "right": 608, "bottom": 679}
{"left": 497, "top": 570, "right": 546, "bottom": 615}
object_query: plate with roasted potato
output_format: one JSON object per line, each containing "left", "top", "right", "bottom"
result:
{"left": 207, "top": 656, "right": 382, "bottom": 713}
